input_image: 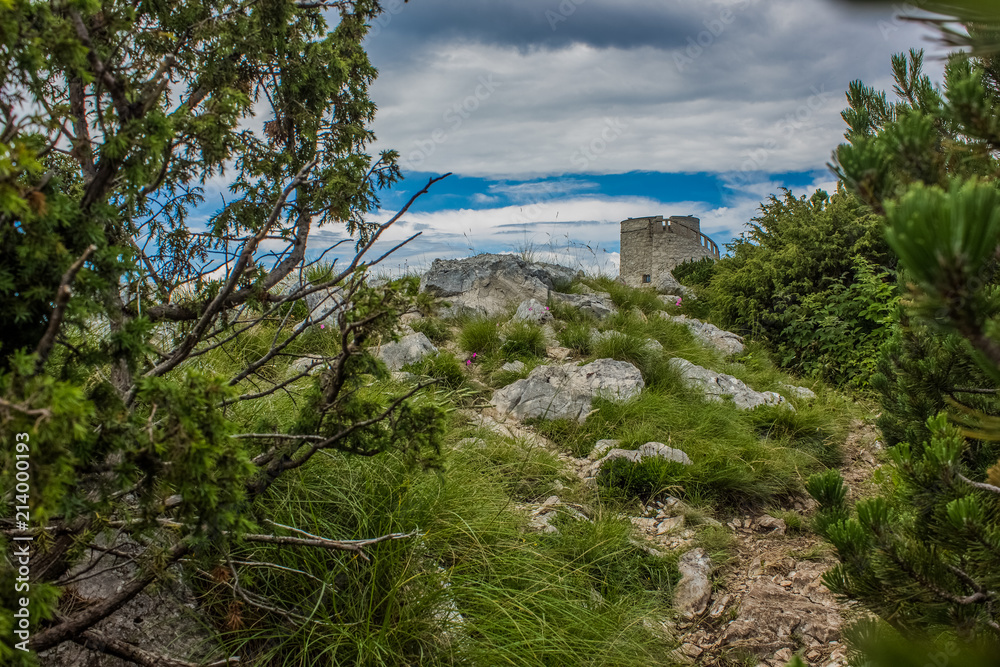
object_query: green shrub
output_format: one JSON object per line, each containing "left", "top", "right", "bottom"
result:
{"left": 704, "top": 188, "right": 895, "bottom": 388}
{"left": 672, "top": 257, "right": 716, "bottom": 287}
{"left": 499, "top": 321, "right": 546, "bottom": 359}
{"left": 459, "top": 316, "right": 503, "bottom": 356}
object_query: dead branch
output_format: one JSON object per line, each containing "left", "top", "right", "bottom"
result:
{"left": 75, "top": 627, "right": 239, "bottom": 667}
{"left": 35, "top": 244, "right": 97, "bottom": 372}
{"left": 240, "top": 529, "right": 420, "bottom": 563}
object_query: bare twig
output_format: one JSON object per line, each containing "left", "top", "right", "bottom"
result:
{"left": 240, "top": 529, "right": 420, "bottom": 563}
{"left": 35, "top": 244, "right": 97, "bottom": 372}
{"left": 75, "top": 627, "right": 239, "bottom": 667}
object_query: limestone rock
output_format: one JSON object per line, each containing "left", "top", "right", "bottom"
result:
{"left": 501, "top": 360, "right": 526, "bottom": 373}
{"left": 377, "top": 332, "right": 438, "bottom": 371}
{"left": 662, "top": 314, "right": 744, "bottom": 356}
{"left": 420, "top": 254, "right": 579, "bottom": 317}
{"left": 549, "top": 291, "right": 617, "bottom": 320}
{"left": 675, "top": 548, "right": 713, "bottom": 618}
{"left": 38, "top": 537, "right": 226, "bottom": 666}
{"left": 720, "top": 573, "right": 841, "bottom": 654}
{"left": 781, "top": 383, "right": 817, "bottom": 400}
{"left": 289, "top": 356, "right": 324, "bottom": 374}
{"left": 588, "top": 439, "right": 621, "bottom": 460}
{"left": 545, "top": 346, "right": 573, "bottom": 361}
{"left": 669, "top": 358, "right": 792, "bottom": 411}
{"left": 304, "top": 284, "right": 346, "bottom": 323}
{"left": 490, "top": 359, "right": 644, "bottom": 422}
{"left": 513, "top": 298, "right": 553, "bottom": 324}
{"left": 654, "top": 270, "right": 695, "bottom": 298}
{"left": 755, "top": 516, "right": 788, "bottom": 536}
{"left": 590, "top": 441, "right": 693, "bottom": 475}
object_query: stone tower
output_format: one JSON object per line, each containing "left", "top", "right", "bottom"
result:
{"left": 619, "top": 215, "right": 720, "bottom": 289}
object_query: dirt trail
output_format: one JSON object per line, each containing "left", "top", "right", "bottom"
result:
{"left": 669, "top": 419, "right": 883, "bottom": 667}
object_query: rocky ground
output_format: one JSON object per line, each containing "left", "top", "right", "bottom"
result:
{"left": 489, "top": 400, "right": 883, "bottom": 667}
{"left": 391, "top": 254, "right": 889, "bottom": 667}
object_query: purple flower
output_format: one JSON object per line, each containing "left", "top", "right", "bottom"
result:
{"left": 472, "top": 352, "right": 477, "bottom": 358}
{"left": 675, "top": 297, "right": 682, "bottom": 306}
{"left": 320, "top": 324, "right": 325, "bottom": 329}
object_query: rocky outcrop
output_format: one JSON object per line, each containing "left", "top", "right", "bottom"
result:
{"left": 669, "top": 358, "right": 791, "bottom": 411}
{"left": 674, "top": 548, "right": 713, "bottom": 619}
{"left": 420, "top": 254, "right": 579, "bottom": 317}
{"left": 719, "top": 561, "right": 841, "bottom": 657}
{"left": 781, "top": 383, "right": 817, "bottom": 401}
{"left": 549, "top": 291, "right": 617, "bottom": 320}
{"left": 38, "top": 537, "right": 227, "bottom": 666}
{"left": 513, "top": 298, "right": 553, "bottom": 324}
{"left": 662, "top": 314, "right": 744, "bottom": 356}
{"left": 490, "top": 359, "right": 644, "bottom": 422}
{"left": 654, "top": 270, "right": 695, "bottom": 298}
{"left": 377, "top": 332, "right": 438, "bottom": 371}
{"left": 589, "top": 442, "right": 693, "bottom": 476}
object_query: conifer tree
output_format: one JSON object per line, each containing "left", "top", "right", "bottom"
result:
{"left": 0, "top": 2, "right": 445, "bottom": 664}
{"left": 808, "top": 17, "right": 1000, "bottom": 661}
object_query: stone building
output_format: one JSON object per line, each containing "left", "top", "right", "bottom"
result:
{"left": 619, "top": 215, "right": 720, "bottom": 289}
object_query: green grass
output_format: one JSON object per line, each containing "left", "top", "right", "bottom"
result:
{"left": 458, "top": 316, "right": 503, "bottom": 356}
{"left": 557, "top": 321, "right": 594, "bottom": 355}
{"left": 205, "top": 441, "right": 680, "bottom": 666}
{"left": 409, "top": 317, "right": 452, "bottom": 344}
{"left": 585, "top": 276, "right": 664, "bottom": 315}
{"left": 403, "top": 352, "right": 467, "bottom": 389}
{"left": 499, "top": 320, "right": 547, "bottom": 360}
{"left": 533, "top": 384, "right": 848, "bottom": 508}
{"left": 177, "top": 268, "right": 862, "bottom": 666}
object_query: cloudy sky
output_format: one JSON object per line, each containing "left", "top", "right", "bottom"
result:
{"left": 308, "top": 0, "right": 941, "bottom": 275}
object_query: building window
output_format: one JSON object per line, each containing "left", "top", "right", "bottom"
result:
{"left": 642, "top": 274, "right": 651, "bottom": 283}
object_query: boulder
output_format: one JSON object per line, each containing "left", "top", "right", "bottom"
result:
{"left": 662, "top": 314, "right": 744, "bottom": 356}
{"left": 38, "top": 536, "right": 226, "bottom": 666}
{"left": 377, "top": 332, "right": 438, "bottom": 371}
{"left": 654, "top": 270, "right": 695, "bottom": 298}
{"left": 720, "top": 562, "right": 841, "bottom": 654}
{"left": 590, "top": 441, "right": 693, "bottom": 474}
{"left": 490, "top": 359, "right": 644, "bottom": 422}
{"left": 513, "top": 298, "right": 553, "bottom": 324}
{"left": 304, "top": 284, "right": 346, "bottom": 323}
{"left": 549, "top": 291, "right": 617, "bottom": 320}
{"left": 674, "top": 548, "right": 713, "bottom": 618}
{"left": 420, "top": 254, "right": 579, "bottom": 317}
{"left": 781, "top": 383, "right": 817, "bottom": 400}
{"left": 669, "top": 358, "right": 792, "bottom": 410}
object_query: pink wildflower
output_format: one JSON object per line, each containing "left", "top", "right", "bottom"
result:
{"left": 320, "top": 324, "right": 325, "bottom": 329}
{"left": 675, "top": 297, "right": 682, "bottom": 307}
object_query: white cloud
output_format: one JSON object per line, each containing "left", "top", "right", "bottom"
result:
{"left": 366, "top": 0, "right": 940, "bottom": 178}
